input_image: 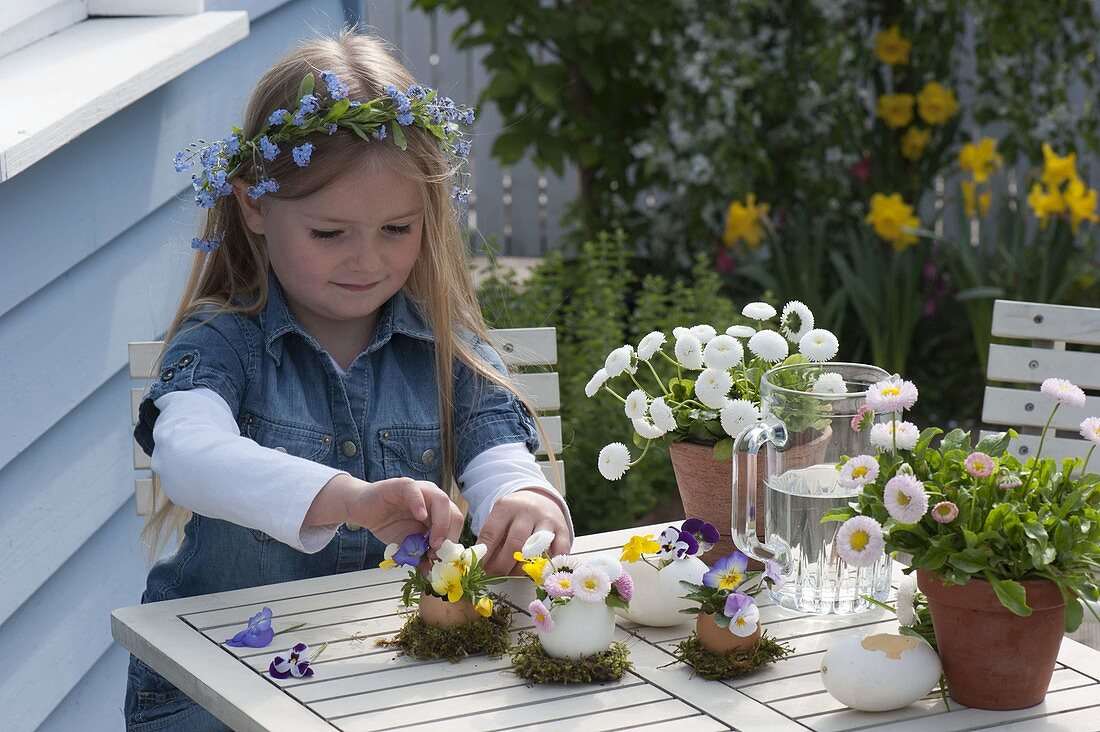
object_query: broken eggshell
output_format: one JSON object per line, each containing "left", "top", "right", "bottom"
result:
{"left": 821, "top": 632, "right": 941, "bottom": 712}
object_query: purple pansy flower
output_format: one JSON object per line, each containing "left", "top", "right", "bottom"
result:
{"left": 657, "top": 525, "right": 698, "bottom": 560}
{"left": 269, "top": 642, "right": 314, "bottom": 679}
{"left": 703, "top": 552, "right": 749, "bottom": 591}
{"left": 393, "top": 533, "right": 430, "bottom": 567}
{"left": 764, "top": 559, "right": 787, "bottom": 592}
{"left": 682, "top": 518, "right": 719, "bottom": 554}
{"left": 225, "top": 606, "right": 274, "bottom": 648}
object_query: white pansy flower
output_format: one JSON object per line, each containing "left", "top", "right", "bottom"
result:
{"left": 703, "top": 334, "right": 744, "bottom": 369}
{"left": 585, "top": 368, "right": 609, "bottom": 398}
{"left": 604, "top": 345, "right": 635, "bottom": 377}
{"left": 674, "top": 333, "right": 705, "bottom": 369}
{"left": 742, "top": 301, "right": 777, "bottom": 320}
{"left": 521, "top": 530, "right": 555, "bottom": 559}
{"left": 648, "top": 397, "right": 677, "bottom": 432}
{"left": 812, "top": 372, "right": 847, "bottom": 395}
{"left": 633, "top": 417, "right": 667, "bottom": 439}
{"left": 689, "top": 324, "right": 717, "bottom": 343}
{"left": 624, "top": 389, "right": 649, "bottom": 419}
{"left": 780, "top": 300, "right": 815, "bottom": 343}
{"left": 721, "top": 399, "right": 761, "bottom": 438}
{"left": 695, "top": 367, "right": 734, "bottom": 409}
{"left": 799, "top": 329, "right": 839, "bottom": 362}
{"left": 748, "top": 330, "right": 789, "bottom": 362}
{"left": 726, "top": 325, "right": 756, "bottom": 338}
{"left": 598, "top": 442, "right": 632, "bottom": 480}
{"left": 636, "top": 331, "right": 666, "bottom": 360}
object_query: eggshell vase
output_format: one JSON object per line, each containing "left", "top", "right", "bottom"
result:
{"left": 696, "top": 612, "right": 761, "bottom": 655}
{"left": 537, "top": 599, "right": 616, "bottom": 659}
{"left": 418, "top": 594, "right": 481, "bottom": 629}
{"left": 821, "top": 632, "right": 941, "bottom": 712}
{"left": 618, "top": 555, "right": 707, "bottom": 627}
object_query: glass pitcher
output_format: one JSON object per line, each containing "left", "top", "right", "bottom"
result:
{"left": 732, "top": 362, "right": 893, "bottom": 614}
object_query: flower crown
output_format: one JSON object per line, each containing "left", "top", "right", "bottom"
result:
{"left": 173, "top": 69, "right": 476, "bottom": 251}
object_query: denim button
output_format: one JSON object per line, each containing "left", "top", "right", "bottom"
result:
{"left": 421, "top": 448, "right": 437, "bottom": 465}
{"left": 346, "top": 522, "right": 361, "bottom": 531}
{"left": 161, "top": 368, "right": 175, "bottom": 382}
{"left": 177, "top": 354, "right": 194, "bottom": 368}
{"left": 341, "top": 441, "right": 358, "bottom": 458}
{"left": 274, "top": 446, "right": 287, "bottom": 453}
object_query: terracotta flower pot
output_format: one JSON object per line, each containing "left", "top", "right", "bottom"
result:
{"left": 669, "top": 428, "right": 831, "bottom": 566}
{"left": 917, "top": 569, "right": 1065, "bottom": 710}
{"left": 696, "top": 612, "right": 761, "bottom": 655}
{"left": 418, "top": 594, "right": 481, "bottom": 628}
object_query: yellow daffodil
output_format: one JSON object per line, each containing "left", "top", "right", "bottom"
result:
{"left": 866, "top": 192, "right": 921, "bottom": 251}
{"left": 1064, "top": 177, "right": 1099, "bottom": 234}
{"left": 475, "top": 597, "right": 493, "bottom": 617}
{"left": 958, "top": 138, "right": 1002, "bottom": 183}
{"left": 961, "top": 179, "right": 992, "bottom": 219}
{"left": 1027, "top": 182, "right": 1067, "bottom": 229}
{"left": 900, "top": 127, "right": 931, "bottom": 161}
{"left": 515, "top": 552, "right": 549, "bottom": 583}
{"left": 723, "top": 194, "right": 770, "bottom": 249}
{"left": 916, "top": 82, "right": 958, "bottom": 125}
{"left": 1041, "top": 143, "right": 1078, "bottom": 188}
{"left": 621, "top": 534, "right": 661, "bottom": 563}
{"left": 876, "top": 93, "right": 915, "bottom": 130}
{"left": 430, "top": 564, "right": 464, "bottom": 603}
{"left": 874, "top": 26, "right": 911, "bottom": 66}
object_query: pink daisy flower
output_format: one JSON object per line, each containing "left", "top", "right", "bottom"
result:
{"left": 543, "top": 571, "right": 575, "bottom": 599}
{"left": 612, "top": 570, "right": 634, "bottom": 603}
{"left": 529, "top": 600, "right": 554, "bottom": 632}
{"left": 1040, "top": 378, "right": 1086, "bottom": 409}
{"left": 883, "top": 473, "right": 929, "bottom": 524}
{"left": 932, "top": 501, "right": 959, "bottom": 523}
{"left": 866, "top": 376, "right": 919, "bottom": 413}
{"left": 1080, "top": 417, "right": 1100, "bottom": 447}
{"left": 999, "top": 473, "right": 1023, "bottom": 490}
{"left": 571, "top": 565, "right": 611, "bottom": 602}
{"left": 851, "top": 404, "right": 874, "bottom": 432}
{"left": 838, "top": 455, "right": 880, "bottom": 489}
{"left": 835, "top": 516, "right": 885, "bottom": 568}
{"left": 964, "top": 451, "right": 995, "bottom": 478}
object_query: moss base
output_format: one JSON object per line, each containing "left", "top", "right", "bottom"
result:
{"left": 509, "top": 632, "right": 632, "bottom": 684}
{"left": 376, "top": 600, "right": 513, "bottom": 662}
{"left": 670, "top": 631, "right": 793, "bottom": 680}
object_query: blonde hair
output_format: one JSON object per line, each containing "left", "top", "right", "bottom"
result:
{"left": 142, "top": 26, "right": 558, "bottom": 562}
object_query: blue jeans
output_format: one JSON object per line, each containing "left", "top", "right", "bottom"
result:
{"left": 124, "top": 654, "right": 230, "bottom": 731}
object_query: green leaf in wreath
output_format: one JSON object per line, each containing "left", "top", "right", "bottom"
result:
{"left": 391, "top": 123, "right": 407, "bottom": 150}
{"left": 296, "top": 72, "right": 315, "bottom": 102}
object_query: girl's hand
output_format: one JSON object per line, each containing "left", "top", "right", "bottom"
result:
{"left": 478, "top": 490, "right": 571, "bottom": 576}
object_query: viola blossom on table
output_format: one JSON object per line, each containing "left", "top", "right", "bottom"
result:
{"left": 825, "top": 375, "right": 1100, "bottom": 633}
{"left": 621, "top": 519, "right": 717, "bottom": 571}
{"left": 678, "top": 549, "right": 787, "bottom": 638}
{"left": 519, "top": 537, "right": 632, "bottom": 616}
{"left": 268, "top": 641, "right": 327, "bottom": 679}
{"left": 381, "top": 533, "right": 504, "bottom": 617}
{"left": 589, "top": 302, "right": 841, "bottom": 480}
{"left": 224, "top": 606, "right": 306, "bottom": 648}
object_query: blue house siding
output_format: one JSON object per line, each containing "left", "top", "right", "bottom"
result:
{"left": 0, "top": 1, "right": 358, "bottom": 729}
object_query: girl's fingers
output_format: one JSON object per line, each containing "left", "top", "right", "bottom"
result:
{"left": 490, "top": 516, "right": 535, "bottom": 576}
{"left": 399, "top": 480, "right": 429, "bottom": 522}
{"left": 420, "top": 482, "right": 458, "bottom": 550}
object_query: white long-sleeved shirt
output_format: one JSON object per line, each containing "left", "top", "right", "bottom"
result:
{"left": 150, "top": 387, "right": 572, "bottom": 553}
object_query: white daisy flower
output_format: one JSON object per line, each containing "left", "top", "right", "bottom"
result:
{"left": 721, "top": 399, "right": 760, "bottom": 438}
{"left": 636, "top": 331, "right": 666, "bottom": 361}
{"left": 674, "top": 332, "right": 705, "bottom": 369}
{"left": 571, "top": 565, "right": 611, "bottom": 602}
{"left": 648, "top": 396, "right": 678, "bottom": 432}
{"left": 672, "top": 326, "right": 692, "bottom": 340}
{"left": 835, "top": 516, "right": 885, "bottom": 568}
{"left": 624, "top": 389, "right": 649, "bottom": 419}
{"left": 1080, "top": 417, "right": 1100, "bottom": 447}
{"left": 866, "top": 375, "right": 919, "bottom": 412}
{"left": 812, "top": 371, "right": 847, "bottom": 395}
{"left": 748, "top": 330, "right": 789, "bottom": 363}
{"left": 870, "top": 420, "right": 920, "bottom": 451}
{"left": 597, "top": 442, "right": 632, "bottom": 480}
{"left": 584, "top": 368, "right": 609, "bottom": 398}
{"left": 799, "top": 329, "right": 839, "bottom": 362}
{"left": 883, "top": 473, "right": 929, "bottom": 524}
{"left": 742, "top": 301, "right": 777, "bottom": 320}
{"left": 896, "top": 575, "right": 919, "bottom": 627}
{"left": 604, "top": 345, "right": 635, "bottom": 378}
{"left": 1041, "top": 378, "right": 1086, "bottom": 409}
{"left": 690, "top": 324, "right": 718, "bottom": 343}
{"left": 780, "top": 300, "right": 815, "bottom": 343}
{"left": 633, "top": 417, "right": 667, "bottom": 439}
{"left": 584, "top": 554, "right": 623, "bottom": 582}
{"left": 703, "top": 334, "right": 744, "bottom": 369}
{"left": 695, "top": 368, "right": 734, "bottom": 409}
{"left": 838, "top": 455, "right": 879, "bottom": 488}
{"left": 726, "top": 325, "right": 756, "bottom": 338}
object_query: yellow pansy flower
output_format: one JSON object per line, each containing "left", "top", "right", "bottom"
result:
{"left": 866, "top": 192, "right": 921, "bottom": 250}
{"left": 475, "top": 597, "right": 494, "bottom": 617}
{"left": 874, "top": 26, "right": 911, "bottom": 66}
{"left": 916, "top": 82, "right": 958, "bottom": 125}
{"left": 1064, "top": 178, "right": 1099, "bottom": 234}
{"left": 961, "top": 179, "right": 992, "bottom": 219}
{"left": 1027, "top": 182, "right": 1068, "bottom": 229}
{"left": 958, "top": 138, "right": 1002, "bottom": 183}
{"left": 1041, "top": 143, "right": 1078, "bottom": 188}
{"left": 621, "top": 534, "right": 661, "bottom": 563}
{"left": 430, "top": 564, "right": 464, "bottom": 603}
{"left": 514, "top": 552, "right": 549, "bottom": 583}
{"left": 900, "top": 127, "right": 931, "bottom": 161}
{"left": 876, "top": 93, "right": 915, "bottom": 130}
{"left": 723, "top": 194, "right": 770, "bottom": 249}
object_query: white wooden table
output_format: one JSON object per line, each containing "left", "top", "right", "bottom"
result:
{"left": 112, "top": 524, "right": 1100, "bottom": 731}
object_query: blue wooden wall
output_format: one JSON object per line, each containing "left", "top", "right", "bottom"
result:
{"left": 0, "top": 2, "right": 365, "bottom": 729}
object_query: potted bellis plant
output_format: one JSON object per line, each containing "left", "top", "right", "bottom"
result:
{"left": 588, "top": 300, "right": 841, "bottom": 560}
{"left": 824, "top": 375, "right": 1100, "bottom": 710}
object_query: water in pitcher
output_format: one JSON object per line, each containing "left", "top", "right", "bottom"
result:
{"left": 764, "top": 463, "right": 892, "bottom": 614}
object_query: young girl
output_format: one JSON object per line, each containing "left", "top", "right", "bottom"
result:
{"left": 124, "top": 29, "right": 572, "bottom": 731}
